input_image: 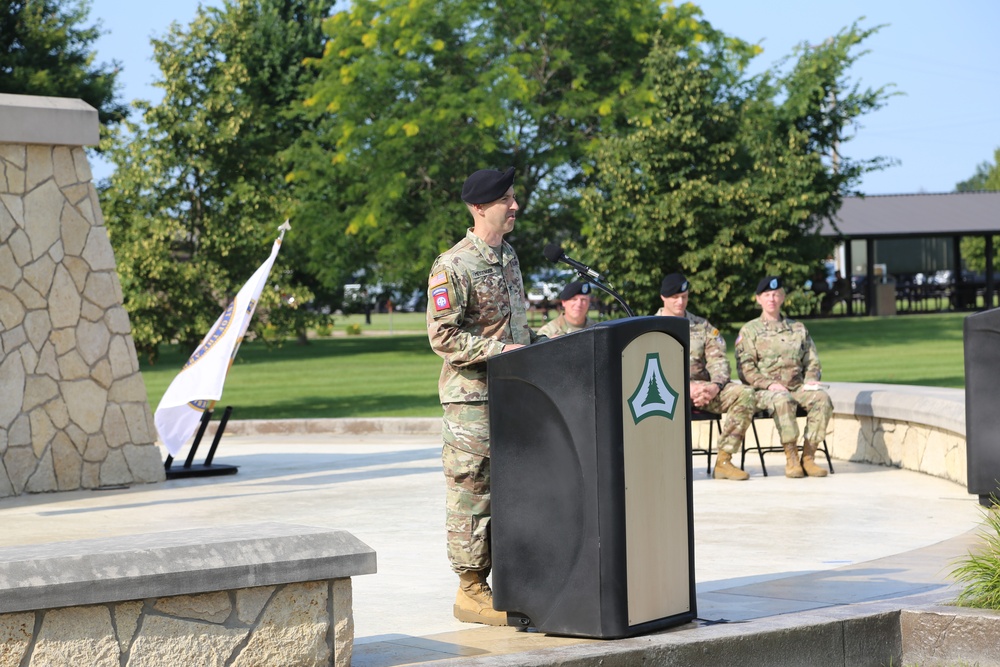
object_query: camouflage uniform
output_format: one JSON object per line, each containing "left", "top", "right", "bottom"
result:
{"left": 536, "top": 314, "right": 594, "bottom": 339}
{"left": 734, "top": 315, "right": 832, "bottom": 448}
{"left": 655, "top": 308, "right": 755, "bottom": 454}
{"left": 427, "top": 228, "right": 541, "bottom": 574}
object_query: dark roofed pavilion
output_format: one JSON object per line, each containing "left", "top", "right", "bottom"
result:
{"left": 822, "top": 192, "right": 1000, "bottom": 315}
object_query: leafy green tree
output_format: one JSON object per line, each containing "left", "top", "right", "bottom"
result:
{"left": 101, "top": 0, "right": 333, "bottom": 361}
{"left": 0, "top": 0, "right": 126, "bottom": 125}
{"left": 958, "top": 148, "right": 1000, "bottom": 273}
{"left": 286, "top": 0, "right": 728, "bottom": 296}
{"left": 581, "top": 21, "right": 893, "bottom": 325}
{"left": 957, "top": 148, "right": 1000, "bottom": 193}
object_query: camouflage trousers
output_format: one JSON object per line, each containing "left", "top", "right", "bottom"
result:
{"left": 753, "top": 387, "right": 833, "bottom": 447}
{"left": 698, "top": 383, "right": 756, "bottom": 454}
{"left": 441, "top": 401, "right": 491, "bottom": 574}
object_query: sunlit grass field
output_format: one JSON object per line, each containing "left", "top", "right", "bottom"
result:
{"left": 139, "top": 311, "right": 969, "bottom": 420}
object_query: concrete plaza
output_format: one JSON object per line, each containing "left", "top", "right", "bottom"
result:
{"left": 0, "top": 425, "right": 987, "bottom": 665}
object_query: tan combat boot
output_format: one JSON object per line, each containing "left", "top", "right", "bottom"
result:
{"left": 801, "top": 441, "right": 829, "bottom": 477}
{"left": 783, "top": 442, "right": 804, "bottom": 478}
{"left": 454, "top": 570, "right": 508, "bottom": 626}
{"left": 713, "top": 451, "right": 749, "bottom": 480}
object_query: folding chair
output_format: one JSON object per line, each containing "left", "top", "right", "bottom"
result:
{"left": 691, "top": 409, "right": 723, "bottom": 475}
{"left": 740, "top": 406, "right": 833, "bottom": 476}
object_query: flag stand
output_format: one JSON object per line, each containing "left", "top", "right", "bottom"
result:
{"left": 164, "top": 406, "right": 239, "bottom": 479}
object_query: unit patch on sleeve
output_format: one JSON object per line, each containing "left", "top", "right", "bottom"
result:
{"left": 432, "top": 286, "right": 452, "bottom": 312}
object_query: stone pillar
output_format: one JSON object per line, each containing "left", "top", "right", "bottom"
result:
{"left": 0, "top": 93, "right": 164, "bottom": 497}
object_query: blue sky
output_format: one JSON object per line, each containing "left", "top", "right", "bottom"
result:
{"left": 88, "top": 0, "right": 1000, "bottom": 194}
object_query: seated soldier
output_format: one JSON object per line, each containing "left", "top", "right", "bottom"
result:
{"left": 735, "top": 276, "right": 832, "bottom": 478}
{"left": 537, "top": 281, "right": 595, "bottom": 338}
{"left": 656, "top": 273, "right": 756, "bottom": 480}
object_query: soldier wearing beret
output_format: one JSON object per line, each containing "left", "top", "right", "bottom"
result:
{"left": 655, "top": 273, "right": 756, "bottom": 480}
{"left": 735, "top": 276, "right": 832, "bottom": 478}
{"left": 537, "top": 281, "right": 595, "bottom": 338}
{"left": 426, "top": 167, "right": 545, "bottom": 626}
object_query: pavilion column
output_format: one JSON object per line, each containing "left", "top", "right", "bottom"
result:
{"left": 985, "top": 235, "right": 994, "bottom": 309}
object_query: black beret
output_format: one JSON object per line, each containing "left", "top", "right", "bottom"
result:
{"left": 461, "top": 167, "right": 515, "bottom": 204}
{"left": 756, "top": 276, "right": 783, "bottom": 294}
{"left": 660, "top": 273, "right": 689, "bottom": 297}
{"left": 559, "top": 281, "right": 591, "bottom": 301}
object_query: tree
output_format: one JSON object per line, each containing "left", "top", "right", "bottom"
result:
{"left": 957, "top": 148, "right": 1000, "bottom": 274}
{"left": 285, "top": 0, "right": 724, "bottom": 297}
{"left": 101, "top": 0, "right": 334, "bottom": 360}
{"left": 0, "top": 0, "right": 126, "bottom": 125}
{"left": 957, "top": 148, "right": 1000, "bottom": 193}
{"left": 581, "top": 21, "right": 893, "bottom": 325}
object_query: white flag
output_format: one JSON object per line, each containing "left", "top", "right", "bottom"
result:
{"left": 154, "top": 223, "right": 289, "bottom": 456}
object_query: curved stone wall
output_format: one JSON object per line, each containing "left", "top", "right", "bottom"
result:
{"left": 713, "top": 382, "right": 968, "bottom": 486}
{"left": 0, "top": 94, "right": 164, "bottom": 497}
{"left": 826, "top": 382, "right": 966, "bottom": 486}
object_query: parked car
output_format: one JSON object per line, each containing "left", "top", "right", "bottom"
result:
{"left": 526, "top": 269, "right": 574, "bottom": 305}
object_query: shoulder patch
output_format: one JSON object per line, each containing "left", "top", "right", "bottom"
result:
{"left": 432, "top": 286, "right": 452, "bottom": 312}
{"left": 429, "top": 271, "right": 448, "bottom": 289}
{"left": 735, "top": 334, "right": 742, "bottom": 345}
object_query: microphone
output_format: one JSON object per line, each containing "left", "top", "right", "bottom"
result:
{"left": 543, "top": 243, "right": 607, "bottom": 283}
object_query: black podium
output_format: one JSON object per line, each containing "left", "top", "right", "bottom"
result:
{"left": 488, "top": 316, "right": 695, "bottom": 639}
{"left": 964, "top": 308, "right": 1000, "bottom": 505}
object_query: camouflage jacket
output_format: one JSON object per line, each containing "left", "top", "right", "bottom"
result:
{"left": 734, "top": 314, "right": 822, "bottom": 390}
{"left": 536, "top": 314, "right": 594, "bottom": 339}
{"left": 656, "top": 308, "right": 730, "bottom": 384}
{"left": 426, "top": 228, "right": 541, "bottom": 403}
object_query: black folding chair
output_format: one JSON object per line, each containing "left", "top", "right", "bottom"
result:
{"left": 691, "top": 409, "right": 723, "bottom": 475}
{"left": 740, "top": 406, "right": 833, "bottom": 476}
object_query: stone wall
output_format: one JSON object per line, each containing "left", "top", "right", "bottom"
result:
{"left": 692, "top": 381, "right": 968, "bottom": 486}
{"left": 0, "top": 580, "right": 354, "bottom": 667}
{"left": 0, "top": 523, "right": 375, "bottom": 667}
{"left": 0, "top": 93, "right": 164, "bottom": 497}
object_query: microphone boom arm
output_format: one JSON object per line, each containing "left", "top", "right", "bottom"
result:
{"left": 580, "top": 274, "right": 636, "bottom": 318}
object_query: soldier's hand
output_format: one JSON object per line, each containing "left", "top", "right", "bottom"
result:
{"left": 690, "top": 382, "right": 715, "bottom": 407}
{"left": 767, "top": 382, "right": 788, "bottom": 393}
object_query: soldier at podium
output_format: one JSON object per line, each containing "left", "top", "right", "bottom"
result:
{"left": 655, "top": 273, "right": 756, "bottom": 480}
{"left": 426, "top": 166, "right": 545, "bottom": 626}
{"left": 537, "top": 280, "right": 596, "bottom": 338}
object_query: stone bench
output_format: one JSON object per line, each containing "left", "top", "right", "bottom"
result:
{"left": 692, "top": 381, "right": 968, "bottom": 486}
{"left": 0, "top": 522, "right": 376, "bottom": 666}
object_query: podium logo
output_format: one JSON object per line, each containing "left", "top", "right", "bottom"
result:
{"left": 627, "top": 353, "right": 679, "bottom": 424}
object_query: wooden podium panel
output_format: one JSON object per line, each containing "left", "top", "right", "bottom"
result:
{"left": 621, "top": 332, "right": 689, "bottom": 625}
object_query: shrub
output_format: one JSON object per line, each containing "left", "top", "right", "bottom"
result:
{"left": 951, "top": 498, "right": 1000, "bottom": 610}
{"left": 345, "top": 323, "right": 363, "bottom": 336}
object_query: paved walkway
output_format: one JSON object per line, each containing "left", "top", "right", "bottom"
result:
{"left": 0, "top": 431, "right": 986, "bottom": 666}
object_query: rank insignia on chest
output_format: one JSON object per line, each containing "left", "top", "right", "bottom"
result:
{"left": 432, "top": 286, "right": 451, "bottom": 312}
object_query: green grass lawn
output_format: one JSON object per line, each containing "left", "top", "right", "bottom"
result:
{"left": 140, "top": 312, "right": 970, "bottom": 420}
{"left": 800, "top": 313, "right": 966, "bottom": 388}
{"left": 141, "top": 335, "right": 444, "bottom": 420}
